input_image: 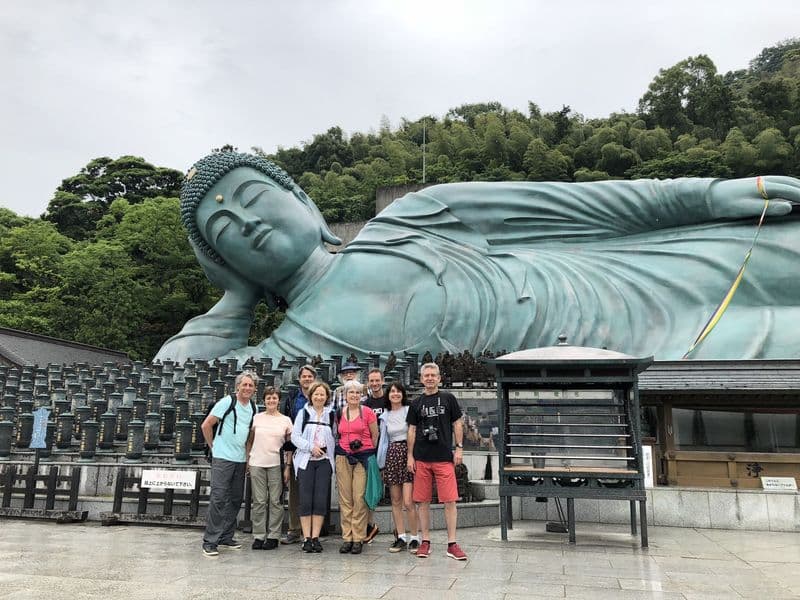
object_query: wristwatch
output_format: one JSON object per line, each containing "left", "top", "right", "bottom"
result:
{"left": 455, "top": 443, "right": 463, "bottom": 449}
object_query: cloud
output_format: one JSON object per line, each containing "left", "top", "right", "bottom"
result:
{"left": 1, "top": 0, "right": 799, "bottom": 216}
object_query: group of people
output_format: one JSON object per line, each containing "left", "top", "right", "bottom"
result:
{"left": 199, "top": 361, "right": 468, "bottom": 561}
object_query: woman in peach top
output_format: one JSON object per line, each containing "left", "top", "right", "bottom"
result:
{"left": 247, "top": 386, "right": 293, "bottom": 550}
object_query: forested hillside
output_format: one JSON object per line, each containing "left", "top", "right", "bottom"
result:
{"left": 2, "top": 40, "right": 799, "bottom": 359}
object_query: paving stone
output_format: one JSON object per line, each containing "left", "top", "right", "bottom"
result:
{"left": 1, "top": 519, "right": 799, "bottom": 599}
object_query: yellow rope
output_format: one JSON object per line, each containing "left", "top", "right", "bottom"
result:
{"left": 683, "top": 177, "right": 770, "bottom": 358}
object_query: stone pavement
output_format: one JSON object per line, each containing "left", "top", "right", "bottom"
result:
{"left": 1, "top": 520, "right": 799, "bottom": 599}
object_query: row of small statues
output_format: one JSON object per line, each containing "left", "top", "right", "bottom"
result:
{"left": 0, "top": 348, "right": 504, "bottom": 461}
{"left": 0, "top": 348, "right": 506, "bottom": 412}
{"left": 270, "top": 349, "right": 501, "bottom": 386}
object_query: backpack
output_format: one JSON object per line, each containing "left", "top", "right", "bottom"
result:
{"left": 282, "top": 407, "right": 339, "bottom": 456}
{"left": 204, "top": 395, "right": 257, "bottom": 462}
{"left": 300, "top": 407, "right": 336, "bottom": 433}
{"left": 455, "top": 462, "right": 471, "bottom": 502}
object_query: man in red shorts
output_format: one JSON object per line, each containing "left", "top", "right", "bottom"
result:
{"left": 406, "top": 362, "right": 467, "bottom": 560}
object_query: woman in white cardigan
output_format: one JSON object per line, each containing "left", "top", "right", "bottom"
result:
{"left": 290, "top": 381, "right": 336, "bottom": 553}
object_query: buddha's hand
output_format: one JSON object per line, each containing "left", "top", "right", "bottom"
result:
{"left": 708, "top": 176, "right": 799, "bottom": 220}
{"left": 190, "top": 240, "right": 261, "bottom": 304}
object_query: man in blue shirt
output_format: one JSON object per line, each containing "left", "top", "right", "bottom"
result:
{"left": 200, "top": 370, "right": 258, "bottom": 556}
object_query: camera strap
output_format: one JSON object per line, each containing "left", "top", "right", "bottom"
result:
{"left": 343, "top": 405, "right": 364, "bottom": 448}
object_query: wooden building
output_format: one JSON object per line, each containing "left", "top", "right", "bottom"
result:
{"left": 0, "top": 327, "right": 129, "bottom": 369}
{"left": 639, "top": 360, "right": 800, "bottom": 488}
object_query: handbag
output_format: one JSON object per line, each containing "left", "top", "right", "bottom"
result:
{"left": 364, "top": 454, "right": 383, "bottom": 510}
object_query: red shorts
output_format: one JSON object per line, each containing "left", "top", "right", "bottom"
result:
{"left": 412, "top": 460, "right": 458, "bottom": 503}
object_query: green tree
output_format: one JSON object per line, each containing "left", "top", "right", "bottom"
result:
{"left": 638, "top": 55, "right": 734, "bottom": 136}
{"left": 0, "top": 208, "right": 30, "bottom": 232}
{"left": 630, "top": 127, "right": 672, "bottom": 161}
{"left": 110, "top": 197, "right": 218, "bottom": 357}
{"left": 0, "top": 221, "right": 73, "bottom": 334}
{"left": 747, "top": 78, "right": 794, "bottom": 117}
{"left": 674, "top": 134, "right": 699, "bottom": 153}
{"left": 523, "top": 139, "right": 572, "bottom": 181}
{"left": 249, "top": 302, "right": 286, "bottom": 348}
{"left": 482, "top": 113, "right": 508, "bottom": 164}
{"left": 44, "top": 156, "right": 183, "bottom": 240}
{"left": 0, "top": 221, "right": 72, "bottom": 293}
{"left": 304, "top": 126, "right": 354, "bottom": 172}
{"left": 598, "top": 143, "right": 640, "bottom": 177}
{"left": 753, "top": 128, "right": 793, "bottom": 173}
{"left": 627, "top": 151, "right": 732, "bottom": 179}
{"left": 44, "top": 191, "right": 105, "bottom": 240}
{"left": 52, "top": 241, "right": 148, "bottom": 357}
{"left": 721, "top": 128, "right": 757, "bottom": 177}
{"left": 573, "top": 168, "right": 610, "bottom": 182}
{"left": 749, "top": 38, "right": 800, "bottom": 75}
{"left": 544, "top": 105, "right": 573, "bottom": 143}
{"left": 447, "top": 101, "right": 504, "bottom": 128}
{"left": 264, "top": 145, "right": 307, "bottom": 180}
{"left": 507, "top": 123, "right": 534, "bottom": 171}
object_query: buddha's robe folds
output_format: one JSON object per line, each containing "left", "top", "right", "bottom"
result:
{"left": 280, "top": 179, "right": 799, "bottom": 359}
{"left": 162, "top": 179, "right": 800, "bottom": 362}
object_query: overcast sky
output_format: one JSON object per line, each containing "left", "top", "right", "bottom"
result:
{"left": 2, "top": 0, "right": 799, "bottom": 218}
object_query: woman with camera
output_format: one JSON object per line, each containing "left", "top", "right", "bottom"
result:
{"left": 290, "top": 381, "right": 337, "bottom": 553}
{"left": 376, "top": 382, "right": 419, "bottom": 553}
{"left": 335, "top": 379, "right": 378, "bottom": 554}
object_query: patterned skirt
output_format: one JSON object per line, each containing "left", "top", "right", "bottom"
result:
{"left": 384, "top": 441, "right": 414, "bottom": 486}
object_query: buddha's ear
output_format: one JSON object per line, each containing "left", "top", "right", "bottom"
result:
{"left": 321, "top": 225, "right": 342, "bottom": 246}
{"left": 295, "top": 188, "right": 342, "bottom": 246}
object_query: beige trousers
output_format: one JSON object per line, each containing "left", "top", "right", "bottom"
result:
{"left": 335, "top": 455, "right": 367, "bottom": 542}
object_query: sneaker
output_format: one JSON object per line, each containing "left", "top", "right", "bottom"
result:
{"left": 219, "top": 539, "right": 242, "bottom": 550}
{"left": 251, "top": 539, "right": 264, "bottom": 550}
{"left": 202, "top": 543, "right": 218, "bottom": 557}
{"left": 408, "top": 539, "right": 420, "bottom": 554}
{"left": 312, "top": 538, "right": 323, "bottom": 553}
{"left": 281, "top": 531, "right": 302, "bottom": 545}
{"left": 446, "top": 542, "right": 468, "bottom": 561}
{"left": 364, "top": 523, "right": 379, "bottom": 544}
{"left": 351, "top": 542, "right": 363, "bottom": 555}
{"left": 389, "top": 538, "right": 407, "bottom": 553}
{"left": 263, "top": 538, "right": 279, "bottom": 550}
{"left": 339, "top": 541, "right": 353, "bottom": 554}
{"left": 302, "top": 538, "right": 314, "bottom": 553}
{"left": 416, "top": 540, "right": 431, "bottom": 558}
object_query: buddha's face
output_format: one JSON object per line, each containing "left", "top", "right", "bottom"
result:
{"left": 195, "top": 167, "right": 319, "bottom": 285}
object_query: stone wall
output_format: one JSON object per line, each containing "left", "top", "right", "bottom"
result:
{"left": 375, "top": 183, "right": 430, "bottom": 214}
{"left": 325, "top": 184, "right": 431, "bottom": 250}
{"left": 328, "top": 221, "right": 368, "bottom": 249}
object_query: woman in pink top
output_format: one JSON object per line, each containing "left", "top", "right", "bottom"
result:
{"left": 335, "top": 379, "right": 378, "bottom": 554}
{"left": 247, "top": 387, "right": 293, "bottom": 550}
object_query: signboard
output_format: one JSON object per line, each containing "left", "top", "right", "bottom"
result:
{"left": 140, "top": 470, "right": 197, "bottom": 490}
{"left": 761, "top": 477, "right": 798, "bottom": 491}
{"left": 29, "top": 407, "right": 50, "bottom": 449}
{"left": 642, "top": 444, "right": 654, "bottom": 488}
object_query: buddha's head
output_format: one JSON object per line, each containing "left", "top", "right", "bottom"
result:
{"left": 181, "top": 152, "right": 341, "bottom": 285}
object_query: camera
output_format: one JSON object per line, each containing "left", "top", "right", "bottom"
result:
{"left": 421, "top": 424, "right": 439, "bottom": 442}
{"left": 348, "top": 439, "right": 363, "bottom": 452}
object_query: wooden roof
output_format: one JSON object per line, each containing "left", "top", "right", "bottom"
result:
{"left": 0, "top": 327, "right": 129, "bottom": 369}
{"left": 639, "top": 360, "right": 800, "bottom": 394}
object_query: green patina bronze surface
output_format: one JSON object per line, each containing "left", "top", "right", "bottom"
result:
{"left": 155, "top": 152, "right": 800, "bottom": 364}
